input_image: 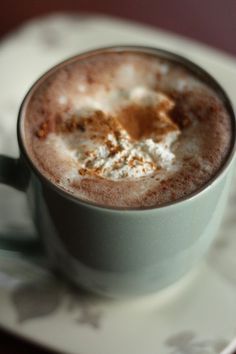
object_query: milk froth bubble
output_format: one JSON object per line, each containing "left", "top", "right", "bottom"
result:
{"left": 24, "top": 51, "right": 232, "bottom": 208}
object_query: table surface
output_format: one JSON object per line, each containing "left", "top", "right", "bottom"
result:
{"left": 0, "top": 1, "right": 236, "bottom": 353}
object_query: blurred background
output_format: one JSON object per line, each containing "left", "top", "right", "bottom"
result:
{"left": 1, "top": 0, "right": 236, "bottom": 56}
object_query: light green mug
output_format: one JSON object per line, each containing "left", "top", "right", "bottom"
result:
{"left": 0, "top": 46, "right": 235, "bottom": 298}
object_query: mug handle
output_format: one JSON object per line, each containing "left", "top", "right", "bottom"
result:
{"left": 0, "top": 155, "right": 28, "bottom": 191}
{"left": 0, "top": 155, "right": 43, "bottom": 259}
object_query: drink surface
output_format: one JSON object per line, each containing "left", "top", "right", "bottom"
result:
{"left": 23, "top": 51, "right": 232, "bottom": 208}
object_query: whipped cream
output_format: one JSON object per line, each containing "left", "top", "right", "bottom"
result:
{"left": 77, "top": 130, "right": 179, "bottom": 179}
{"left": 55, "top": 87, "right": 180, "bottom": 179}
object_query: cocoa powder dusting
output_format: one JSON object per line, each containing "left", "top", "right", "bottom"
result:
{"left": 116, "top": 103, "right": 179, "bottom": 140}
{"left": 56, "top": 110, "right": 121, "bottom": 141}
{"left": 48, "top": 100, "right": 180, "bottom": 145}
{"left": 35, "top": 121, "right": 50, "bottom": 139}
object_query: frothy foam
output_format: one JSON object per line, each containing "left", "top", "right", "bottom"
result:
{"left": 51, "top": 87, "right": 180, "bottom": 179}
{"left": 24, "top": 51, "right": 232, "bottom": 208}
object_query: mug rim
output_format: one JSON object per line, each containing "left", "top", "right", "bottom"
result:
{"left": 17, "top": 45, "right": 236, "bottom": 212}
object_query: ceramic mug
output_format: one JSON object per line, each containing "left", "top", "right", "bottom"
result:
{"left": 0, "top": 46, "right": 235, "bottom": 298}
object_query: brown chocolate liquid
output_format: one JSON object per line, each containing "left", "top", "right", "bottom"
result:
{"left": 23, "top": 51, "right": 232, "bottom": 208}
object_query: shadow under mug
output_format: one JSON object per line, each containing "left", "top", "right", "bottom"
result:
{"left": 0, "top": 46, "right": 235, "bottom": 298}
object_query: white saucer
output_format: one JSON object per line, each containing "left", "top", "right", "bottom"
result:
{"left": 0, "top": 14, "right": 236, "bottom": 354}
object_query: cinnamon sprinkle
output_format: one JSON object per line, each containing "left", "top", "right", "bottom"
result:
{"left": 78, "top": 168, "right": 87, "bottom": 176}
{"left": 36, "top": 121, "right": 50, "bottom": 139}
{"left": 116, "top": 103, "right": 179, "bottom": 140}
{"left": 36, "top": 96, "right": 182, "bottom": 178}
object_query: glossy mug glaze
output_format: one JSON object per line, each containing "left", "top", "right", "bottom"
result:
{"left": 0, "top": 46, "right": 235, "bottom": 297}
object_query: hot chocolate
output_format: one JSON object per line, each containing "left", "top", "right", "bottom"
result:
{"left": 23, "top": 50, "right": 232, "bottom": 208}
